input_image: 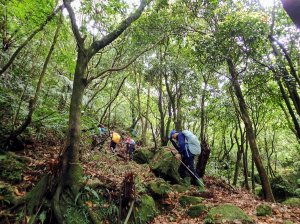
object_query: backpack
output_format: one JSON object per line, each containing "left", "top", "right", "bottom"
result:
{"left": 182, "top": 130, "right": 201, "bottom": 155}
{"left": 129, "top": 139, "right": 135, "bottom": 145}
{"left": 112, "top": 132, "right": 121, "bottom": 144}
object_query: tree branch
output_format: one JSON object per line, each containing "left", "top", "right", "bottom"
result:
{"left": 89, "top": 0, "right": 151, "bottom": 56}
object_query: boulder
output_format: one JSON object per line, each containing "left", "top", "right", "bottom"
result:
{"left": 179, "top": 195, "right": 204, "bottom": 207}
{"left": 147, "top": 178, "right": 172, "bottom": 198}
{"left": 172, "top": 184, "right": 189, "bottom": 193}
{"left": 133, "top": 147, "right": 155, "bottom": 164}
{"left": 256, "top": 204, "right": 272, "bottom": 216}
{"left": 187, "top": 204, "right": 207, "bottom": 218}
{"left": 149, "top": 148, "right": 181, "bottom": 184}
{"left": 204, "top": 204, "right": 253, "bottom": 224}
{"left": 134, "top": 195, "right": 158, "bottom": 224}
{"left": 270, "top": 176, "right": 294, "bottom": 201}
{"left": 282, "top": 198, "right": 300, "bottom": 208}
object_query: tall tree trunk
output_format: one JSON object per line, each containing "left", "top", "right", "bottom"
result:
{"left": 8, "top": 21, "right": 61, "bottom": 140}
{"left": 200, "top": 77, "right": 208, "bottom": 142}
{"left": 227, "top": 58, "right": 274, "bottom": 202}
{"left": 281, "top": 0, "right": 300, "bottom": 28}
{"left": 141, "top": 85, "right": 151, "bottom": 145}
{"left": 233, "top": 131, "right": 242, "bottom": 186}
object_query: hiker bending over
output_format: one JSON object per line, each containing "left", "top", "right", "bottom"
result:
{"left": 169, "top": 130, "right": 204, "bottom": 190}
{"left": 110, "top": 131, "right": 121, "bottom": 154}
{"left": 126, "top": 136, "right": 136, "bottom": 160}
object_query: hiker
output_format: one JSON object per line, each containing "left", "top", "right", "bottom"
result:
{"left": 98, "top": 124, "right": 106, "bottom": 136}
{"left": 110, "top": 131, "right": 121, "bottom": 154}
{"left": 126, "top": 136, "right": 136, "bottom": 160}
{"left": 169, "top": 130, "right": 204, "bottom": 190}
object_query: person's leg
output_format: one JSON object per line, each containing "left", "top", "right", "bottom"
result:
{"left": 110, "top": 141, "right": 116, "bottom": 153}
{"left": 186, "top": 156, "right": 205, "bottom": 190}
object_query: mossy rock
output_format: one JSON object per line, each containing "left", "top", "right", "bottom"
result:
{"left": 256, "top": 204, "right": 272, "bottom": 216}
{"left": 282, "top": 198, "right": 300, "bottom": 208}
{"left": 133, "top": 148, "right": 155, "bottom": 164}
{"left": 204, "top": 204, "right": 253, "bottom": 224}
{"left": 135, "top": 195, "right": 158, "bottom": 224}
{"left": 0, "top": 153, "right": 25, "bottom": 183}
{"left": 187, "top": 204, "right": 207, "bottom": 218}
{"left": 147, "top": 178, "right": 172, "bottom": 197}
{"left": 283, "top": 220, "right": 294, "bottom": 224}
{"left": 294, "top": 188, "right": 300, "bottom": 197}
{"left": 149, "top": 148, "right": 181, "bottom": 184}
{"left": 179, "top": 195, "right": 204, "bottom": 207}
{"left": 172, "top": 184, "right": 189, "bottom": 193}
{"left": 0, "top": 181, "right": 14, "bottom": 203}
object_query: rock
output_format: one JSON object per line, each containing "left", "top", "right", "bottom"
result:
{"left": 172, "top": 184, "right": 189, "bottom": 193}
{"left": 283, "top": 220, "right": 294, "bottom": 224}
{"left": 294, "top": 188, "right": 300, "bottom": 197}
{"left": 187, "top": 204, "right": 207, "bottom": 218}
{"left": 282, "top": 198, "right": 300, "bottom": 208}
{"left": 133, "top": 147, "right": 155, "bottom": 164}
{"left": 147, "top": 178, "right": 172, "bottom": 197}
{"left": 134, "top": 195, "right": 158, "bottom": 224}
{"left": 204, "top": 203, "right": 253, "bottom": 224}
{"left": 149, "top": 148, "right": 181, "bottom": 183}
{"left": 256, "top": 204, "right": 272, "bottom": 216}
{"left": 179, "top": 195, "right": 204, "bottom": 207}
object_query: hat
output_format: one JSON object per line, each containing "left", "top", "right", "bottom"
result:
{"left": 169, "top": 130, "right": 177, "bottom": 139}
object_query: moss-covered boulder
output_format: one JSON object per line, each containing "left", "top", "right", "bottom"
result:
{"left": 0, "top": 153, "right": 25, "bottom": 183}
{"left": 187, "top": 204, "right": 207, "bottom": 218}
{"left": 283, "top": 220, "right": 294, "bottom": 224}
{"left": 256, "top": 204, "right": 272, "bottom": 216}
{"left": 149, "top": 148, "right": 181, "bottom": 184}
{"left": 133, "top": 148, "right": 155, "bottom": 164}
{"left": 172, "top": 184, "right": 189, "bottom": 193}
{"left": 135, "top": 195, "right": 158, "bottom": 224}
{"left": 204, "top": 204, "right": 253, "bottom": 224}
{"left": 147, "top": 178, "right": 172, "bottom": 197}
{"left": 282, "top": 198, "right": 300, "bottom": 208}
{"left": 294, "top": 188, "right": 300, "bottom": 197}
{"left": 179, "top": 195, "right": 204, "bottom": 207}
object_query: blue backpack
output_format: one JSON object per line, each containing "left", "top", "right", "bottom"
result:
{"left": 182, "top": 130, "right": 201, "bottom": 155}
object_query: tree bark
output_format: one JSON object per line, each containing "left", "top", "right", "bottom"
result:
{"left": 200, "top": 77, "right": 208, "bottom": 142}
{"left": 227, "top": 58, "right": 274, "bottom": 202}
{"left": 281, "top": 0, "right": 300, "bottom": 29}
{"left": 8, "top": 21, "right": 61, "bottom": 140}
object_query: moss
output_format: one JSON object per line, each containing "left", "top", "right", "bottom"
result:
{"left": 135, "top": 195, "right": 158, "bottom": 224}
{"left": 172, "top": 184, "right": 189, "bottom": 193}
{"left": 283, "top": 220, "right": 294, "bottom": 224}
{"left": 148, "top": 178, "right": 171, "bottom": 197}
{"left": 0, "top": 153, "right": 25, "bottom": 183}
{"left": 204, "top": 204, "right": 253, "bottom": 224}
{"left": 0, "top": 181, "right": 14, "bottom": 203}
{"left": 294, "top": 188, "right": 300, "bottom": 197}
{"left": 187, "top": 204, "right": 207, "bottom": 218}
{"left": 270, "top": 176, "right": 295, "bottom": 201}
{"left": 256, "top": 204, "right": 272, "bottom": 216}
{"left": 133, "top": 148, "right": 155, "bottom": 164}
{"left": 67, "top": 163, "right": 84, "bottom": 195}
{"left": 149, "top": 148, "right": 181, "bottom": 184}
{"left": 282, "top": 198, "right": 300, "bottom": 208}
{"left": 179, "top": 195, "right": 204, "bottom": 207}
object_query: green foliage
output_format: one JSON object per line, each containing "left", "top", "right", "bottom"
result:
{"left": 282, "top": 198, "right": 300, "bottom": 208}
{"left": 0, "top": 153, "right": 24, "bottom": 183}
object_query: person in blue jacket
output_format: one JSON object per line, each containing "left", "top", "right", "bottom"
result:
{"left": 169, "top": 130, "right": 204, "bottom": 189}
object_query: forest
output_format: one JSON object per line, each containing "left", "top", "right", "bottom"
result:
{"left": 0, "top": 0, "right": 300, "bottom": 223}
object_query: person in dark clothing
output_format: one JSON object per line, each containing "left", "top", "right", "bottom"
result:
{"left": 169, "top": 130, "right": 204, "bottom": 189}
{"left": 126, "top": 136, "right": 136, "bottom": 160}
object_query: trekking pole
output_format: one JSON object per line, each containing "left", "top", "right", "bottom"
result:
{"left": 170, "top": 151, "right": 203, "bottom": 184}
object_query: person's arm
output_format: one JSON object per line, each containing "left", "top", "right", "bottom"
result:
{"left": 177, "top": 133, "right": 186, "bottom": 155}
{"left": 170, "top": 139, "right": 180, "bottom": 151}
